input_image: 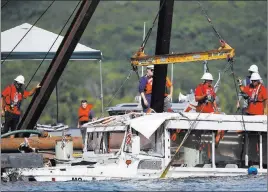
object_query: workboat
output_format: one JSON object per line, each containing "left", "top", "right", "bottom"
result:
{"left": 3, "top": 110, "right": 266, "bottom": 182}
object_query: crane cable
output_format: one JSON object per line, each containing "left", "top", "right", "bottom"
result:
{"left": 1, "top": 1, "right": 55, "bottom": 65}
{"left": 197, "top": 1, "right": 247, "bottom": 161}
{"left": 90, "top": 1, "right": 169, "bottom": 117}
{"left": 1, "top": 0, "right": 9, "bottom": 9}
{"left": 139, "top": 0, "right": 167, "bottom": 52}
{"left": 100, "top": 69, "right": 134, "bottom": 117}
{"left": 197, "top": 1, "right": 224, "bottom": 41}
{"left": 197, "top": 1, "right": 245, "bottom": 130}
{"left": 25, "top": 1, "right": 81, "bottom": 89}
{"left": 132, "top": 0, "right": 167, "bottom": 83}
{"left": 21, "top": 1, "right": 81, "bottom": 125}
{"left": 229, "top": 60, "right": 248, "bottom": 166}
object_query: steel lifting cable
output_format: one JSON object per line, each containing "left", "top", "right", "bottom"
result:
{"left": 25, "top": 0, "right": 81, "bottom": 89}
{"left": 229, "top": 61, "right": 246, "bottom": 131}
{"left": 131, "top": 0, "right": 168, "bottom": 87}
{"left": 230, "top": 62, "right": 248, "bottom": 165}
{"left": 100, "top": 69, "right": 134, "bottom": 117}
{"left": 24, "top": 1, "right": 82, "bottom": 124}
{"left": 227, "top": 60, "right": 247, "bottom": 165}
{"left": 1, "top": 1, "right": 55, "bottom": 65}
{"left": 197, "top": 1, "right": 224, "bottom": 41}
{"left": 139, "top": 0, "right": 167, "bottom": 51}
{"left": 1, "top": 0, "right": 9, "bottom": 9}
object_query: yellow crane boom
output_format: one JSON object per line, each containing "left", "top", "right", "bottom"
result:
{"left": 131, "top": 40, "right": 235, "bottom": 67}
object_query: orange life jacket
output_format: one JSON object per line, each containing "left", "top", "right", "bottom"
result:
{"left": 145, "top": 77, "right": 172, "bottom": 95}
{"left": 78, "top": 104, "right": 93, "bottom": 122}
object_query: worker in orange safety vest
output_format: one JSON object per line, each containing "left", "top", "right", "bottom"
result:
{"left": 238, "top": 72, "right": 267, "bottom": 115}
{"left": 195, "top": 72, "right": 223, "bottom": 149}
{"left": 1, "top": 75, "right": 41, "bottom": 137}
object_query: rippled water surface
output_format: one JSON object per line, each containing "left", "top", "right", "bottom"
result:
{"left": 1, "top": 175, "right": 267, "bottom": 191}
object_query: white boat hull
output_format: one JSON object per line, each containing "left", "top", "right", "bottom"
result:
{"left": 18, "top": 163, "right": 267, "bottom": 182}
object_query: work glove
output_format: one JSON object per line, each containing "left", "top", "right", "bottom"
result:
{"left": 240, "top": 92, "right": 249, "bottom": 99}
{"left": 36, "top": 83, "right": 41, "bottom": 89}
{"left": 237, "top": 78, "right": 243, "bottom": 86}
{"left": 206, "top": 95, "right": 215, "bottom": 103}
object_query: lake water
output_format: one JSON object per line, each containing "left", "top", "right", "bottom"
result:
{"left": 1, "top": 175, "right": 267, "bottom": 191}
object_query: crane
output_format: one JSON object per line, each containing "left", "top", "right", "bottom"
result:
{"left": 131, "top": 39, "right": 235, "bottom": 67}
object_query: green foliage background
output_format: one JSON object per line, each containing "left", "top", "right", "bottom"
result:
{"left": 1, "top": 1, "right": 267, "bottom": 127}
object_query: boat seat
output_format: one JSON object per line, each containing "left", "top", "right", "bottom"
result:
{"left": 225, "top": 164, "right": 238, "bottom": 168}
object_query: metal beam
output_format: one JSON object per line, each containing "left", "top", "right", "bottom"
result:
{"left": 17, "top": 0, "right": 100, "bottom": 136}
{"left": 151, "top": 0, "right": 174, "bottom": 112}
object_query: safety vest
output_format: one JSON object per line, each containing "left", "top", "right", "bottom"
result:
{"left": 165, "top": 77, "right": 172, "bottom": 96}
{"left": 144, "top": 78, "right": 153, "bottom": 95}
{"left": 246, "top": 84, "right": 265, "bottom": 105}
{"left": 244, "top": 84, "right": 267, "bottom": 115}
{"left": 78, "top": 104, "right": 93, "bottom": 122}
{"left": 2, "top": 84, "right": 28, "bottom": 115}
{"left": 195, "top": 83, "right": 216, "bottom": 113}
{"left": 145, "top": 77, "right": 172, "bottom": 95}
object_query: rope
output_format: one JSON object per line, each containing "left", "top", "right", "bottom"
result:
{"left": 25, "top": 0, "right": 81, "bottom": 89}
{"left": 1, "top": 0, "right": 9, "bottom": 9}
{"left": 1, "top": 1, "right": 56, "bottom": 64}
{"left": 101, "top": 69, "right": 134, "bottom": 117}
{"left": 139, "top": 0, "right": 167, "bottom": 51}
{"left": 197, "top": 1, "right": 224, "bottom": 41}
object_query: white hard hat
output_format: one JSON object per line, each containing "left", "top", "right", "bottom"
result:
{"left": 201, "top": 72, "right": 213, "bottom": 81}
{"left": 248, "top": 64, "right": 258, "bottom": 73}
{"left": 14, "top": 75, "right": 25, "bottom": 84}
{"left": 250, "top": 72, "right": 262, "bottom": 81}
{"left": 147, "top": 65, "right": 154, "bottom": 69}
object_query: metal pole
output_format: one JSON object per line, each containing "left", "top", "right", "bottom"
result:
{"left": 171, "top": 52, "right": 174, "bottom": 102}
{"left": 245, "top": 133, "right": 249, "bottom": 167}
{"left": 259, "top": 133, "right": 263, "bottom": 169}
{"left": 99, "top": 59, "right": 104, "bottom": 114}
{"left": 141, "top": 22, "right": 146, "bottom": 76}
{"left": 212, "top": 131, "right": 216, "bottom": 168}
{"left": 151, "top": 0, "right": 174, "bottom": 112}
{"left": 56, "top": 83, "right": 59, "bottom": 123}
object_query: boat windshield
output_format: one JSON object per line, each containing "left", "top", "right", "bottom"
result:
{"left": 123, "top": 131, "right": 164, "bottom": 157}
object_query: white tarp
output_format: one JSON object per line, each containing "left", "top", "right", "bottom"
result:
{"left": 1, "top": 23, "right": 102, "bottom": 61}
{"left": 129, "top": 113, "right": 178, "bottom": 139}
